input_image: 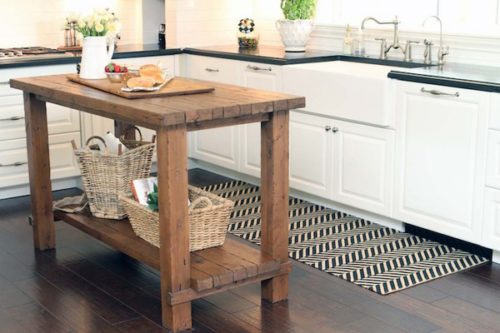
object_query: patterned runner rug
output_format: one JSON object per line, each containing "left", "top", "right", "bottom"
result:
{"left": 203, "top": 180, "right": 489, "bottom": 295}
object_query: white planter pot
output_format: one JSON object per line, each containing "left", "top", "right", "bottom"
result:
{"left": 80, "top": 36, "right": 115, "bottom": 80}
{"left": 276, "top": 19, "right": 314, "bottom": 52}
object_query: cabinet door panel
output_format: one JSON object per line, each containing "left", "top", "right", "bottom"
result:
{"left": 239, "top": 63, "right": 282, "bottom": 176}
{"left": 332, "top": 120, "right": 394, "bottom": 216}
{"left": 482, "top": 188, "right": 500, "bottom": 251}
{"left": 290, "top": 112, "right": 332, "bottom": 197}
{"left": 486, "top": 130, "right": 500, "bottom": 189}
{"left": 394, "top": 83, "right": 488, "bottom": 242}
{"left": 191, "top": 127, "right": 239, "bottom": 170}
{"left": 240, "top": 122, "right": 261, "bottom": 177}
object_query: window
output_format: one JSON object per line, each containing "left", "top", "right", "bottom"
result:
{"left": 315, "top": 0, "right": 500, "bottom": 35}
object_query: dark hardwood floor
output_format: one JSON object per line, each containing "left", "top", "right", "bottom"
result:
{"left": 1, "top": 168, "right": 500, "bottom": 332}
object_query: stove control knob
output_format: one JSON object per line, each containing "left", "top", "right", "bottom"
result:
{"left": 14, "top": 51, "right": 22, "bottom": 56}
{"left": 7, "top": 52, "right": 14, "bottom": 57}
{"left": 0, "top": 52, "right": 5, "bottom": 57}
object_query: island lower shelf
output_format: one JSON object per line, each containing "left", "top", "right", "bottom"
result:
{"left": 53, "top": 210, "right": 290, "bottom": 303}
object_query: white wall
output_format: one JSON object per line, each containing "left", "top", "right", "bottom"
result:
{"left": 165, "top": 0, "right": 254, "bottom": 47}
{"left": 0, "top": 0, "right": 163, "bottom": 48}
{"left": 249, "top": 0, "right": 500, "bottom": 67}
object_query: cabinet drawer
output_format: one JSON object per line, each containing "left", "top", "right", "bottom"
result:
{"left": 0, "top": 95, "right": 80, "bottom": 141}
{"left": 0, "top": 132, "right": 81, "bottom": 188}
{"left": 186, "top": 55, "right": 239, "bottom": 84}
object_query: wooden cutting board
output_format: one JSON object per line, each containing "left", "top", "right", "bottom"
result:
{"left": 67, "top": 74, "right": 215, "bottom": 99}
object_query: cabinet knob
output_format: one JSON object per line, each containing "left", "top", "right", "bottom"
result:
{"left": 325, "top": 126, "right": 332, "bottom": 132}
{"left": 332, "top": 127, "right": 339, "bottom": 133}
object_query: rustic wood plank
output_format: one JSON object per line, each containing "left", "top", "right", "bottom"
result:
{"left": 187, "top": 113, "right": 269, "bottom": 132}
{"left": 23, "top": 93, "right": 55, "bottom": 251}
{"left": 195, "top": 245, "right": 258, "bottom": 281}
{"left": 155, "top": 124, "right": 192, "bottom": 332}
{"left": 260, "top": 110, "right": 291, "bottom": 303}
{"left": 52, "top": 211, "right": 215, "bottom": 291}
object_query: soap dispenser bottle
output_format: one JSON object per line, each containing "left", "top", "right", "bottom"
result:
{"left": 343, "top": 25, "right": 353, "bottom": 55}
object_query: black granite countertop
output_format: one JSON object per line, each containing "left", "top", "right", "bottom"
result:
{"left": 0, "top": 44, "right": 182, "bottom": 69}
{"left": 3, "top": 42, "right": 500, "bottom": 93}
{"left": 388, "top": 63, "right": 500, "bottom": 93}
{"left": 183, "top": 45, "right": 340, "bottom": 65}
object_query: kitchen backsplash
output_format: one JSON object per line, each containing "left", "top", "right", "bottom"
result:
{"left": 0, "top": 0, "right": 164, "bottom": 47}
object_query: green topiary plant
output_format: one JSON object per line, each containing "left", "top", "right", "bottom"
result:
{"left": 280, "top": 0, "right": 317, "bottom": 20}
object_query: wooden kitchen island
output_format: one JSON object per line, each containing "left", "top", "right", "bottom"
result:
{"left": 10, "top": 74, "right": 305, "bottom": 332}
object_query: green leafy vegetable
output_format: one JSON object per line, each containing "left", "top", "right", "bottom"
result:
{"left": 147, "top": 183, "right": 159, "bottom": 212}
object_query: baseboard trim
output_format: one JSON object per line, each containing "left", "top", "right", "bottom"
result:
{"left": 405, "top": 223, "right": 493, "bottom": 259}
{"left": 190, "top": 160, "right": 405, "bottom": 232}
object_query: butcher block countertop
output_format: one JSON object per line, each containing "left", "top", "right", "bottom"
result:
{"left": 10, "top": 74, "right": 305, "bottom": 130}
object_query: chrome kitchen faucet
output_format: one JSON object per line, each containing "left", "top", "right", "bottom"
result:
{"left": 361, "top": 16, "right": 405, "bottom": 58}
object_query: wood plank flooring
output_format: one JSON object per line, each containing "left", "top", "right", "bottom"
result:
{"left": 0, "top": 168, "right": 499, "bottom": 332}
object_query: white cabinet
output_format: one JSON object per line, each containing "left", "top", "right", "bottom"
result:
{"left": 486, "top": 130, "right": 500, "bottom": 189}
{"left": 289, "top": 112, "right": 333, "bottom": 198}
{"left": 185, "top": 55, "right": 241, "bottom": 169}
{"left": 289, "top": 113, "right": 395, "bottom": 213}
{"left": 482, "top": 188, "right": 500, "bottom": 252}
{"left": 0, "top": 132, "right": 81, "bottom": 188}
{"left": 239, "top": 62, "right": 282, "bottom": 177}
{"left": 394, "top": 82, "right": 489, "bottom": 242}
{"left": 0, "top": 64, "right": 82, "bottom": 193}
{"left": 332, "top": 119, "right": 395, "bottom": 216}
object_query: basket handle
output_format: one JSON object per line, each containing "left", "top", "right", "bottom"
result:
{"left": 85, "top": 136, "right": 107, "bottom": 148}
{"left": 120, "top": 126, "right": 143, "bottom": 142}
{"left": 189, "top": 196, "right": 212, "bottom": 212}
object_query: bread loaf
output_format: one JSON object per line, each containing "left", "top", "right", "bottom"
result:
{"left": 139, "top": 64, "right": 164, "bottom": 84}
{"left": 126, "top": 76, "right": 156, "bottom": 89}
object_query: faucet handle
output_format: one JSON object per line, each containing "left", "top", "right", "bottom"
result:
{"left": 423, "top": 39, "right": 434, "bottom": 64}
{"left": 374, "top": 38, "right": 387, "bottom": 60}
{"left": 438, "top": 45, "right": 450, "bottom": 66}
{"left": 404, "top": 40, "right": 420, "bottom": 62}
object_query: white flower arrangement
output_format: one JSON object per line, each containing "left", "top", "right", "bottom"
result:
{"left": 66, "top": 8, "right": 121, "bottom": 38}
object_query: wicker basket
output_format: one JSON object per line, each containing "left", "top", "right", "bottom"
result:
{"left": 120, "top": 126, "right": 156, "bottom": 149}
{"left": 74, "top": 137, "right": 155, "bottom": 220}
{"left": 120, "top": 186, "right": 234, "bottom": 252}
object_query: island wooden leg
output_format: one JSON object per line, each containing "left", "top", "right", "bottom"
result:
{"left": 24, "top": 92, "right": 55, "bottom": 251}
{"left": 156, "top": 125, "right": 192, "bottom": 332}
{"left": 260, "top": 110, "right": 290, "bottom": 303}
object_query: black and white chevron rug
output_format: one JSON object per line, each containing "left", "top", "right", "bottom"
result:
{"left": 203, "top": 180, "right": 489, "bottom": 295}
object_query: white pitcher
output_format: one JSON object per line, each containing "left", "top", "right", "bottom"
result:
{"left": 79, "top": 36, "right": 115, "bottom": 79}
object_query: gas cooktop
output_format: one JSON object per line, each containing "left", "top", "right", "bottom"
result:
{"left": 0, "top": 47, "right": 73, "bottom": 63}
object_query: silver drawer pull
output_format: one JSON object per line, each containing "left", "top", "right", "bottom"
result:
{"left": 421, "top": 87, "right": 460, "bottom": 97}
{"left": 0, "top": 161, "right": 27, "bottom": 167}
{"left": 0, "top": 116, "right": 24, "bottom": 121}
{"left": 205, "top": 68, "right": 220, "bottom": 73}
{"left": 247, "top": 65, "right": 272, "bottom": 72}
